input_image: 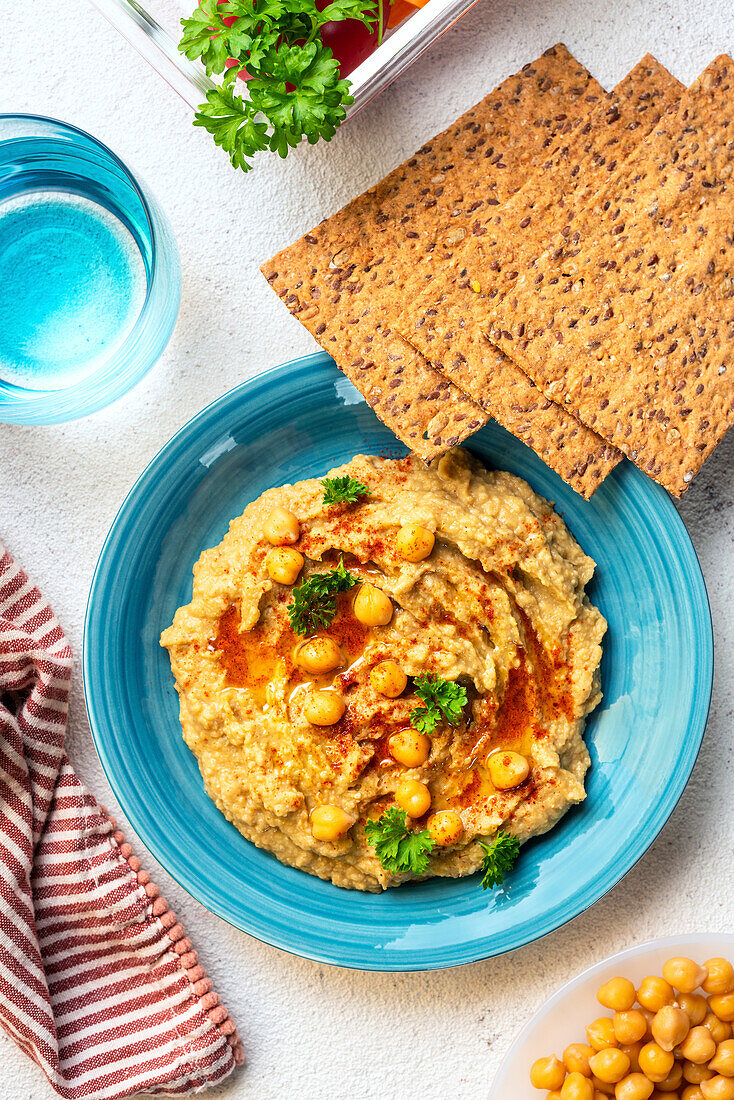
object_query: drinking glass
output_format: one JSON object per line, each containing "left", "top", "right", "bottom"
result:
{"left": 0, "top": 114, "right": 180, "bottom": 424}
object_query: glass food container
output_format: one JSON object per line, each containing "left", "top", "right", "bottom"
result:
{"left": 90, "top": 0, "right": 481, "bottom": 117}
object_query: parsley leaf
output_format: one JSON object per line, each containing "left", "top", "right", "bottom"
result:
{"left": 409, "top": 674, "right": 467, "bottom": 736}
{"left": 364, "top": 806, "right": 435, "bottom": 876}
{"left": 409, "top": 701, "right": 441, "bottom": 736}
{"left": 180, "top": 0, "right": 286, "bottom": 75}
{"left": 287, "top": 557, "right": 358, "bottom": 635}
{"left": 479, "top": 831, "right": 520, "bottom": 890}
{"left": 300, "top": 0, "right": 379, "bottom": 31}
{"left": 193, "top": 87, "right": 269, "bottom": 171}
{"left": 179, "top": 1, "right": 238, "bottom": 75}
{"left": 322, "top": 475, "right": 371, "bottom": 506}
{"left": 249, "top": 43, "right": 348, "bottom": 151}
{"left": 179, "top": 0, "right": 379, "bottom": 171}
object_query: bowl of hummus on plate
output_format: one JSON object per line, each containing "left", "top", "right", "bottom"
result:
{"left": 161, "top": 448, "right": 606, "bottom": 893}
{"left": 84, "top": 352, "right": 712, "bottom": 969}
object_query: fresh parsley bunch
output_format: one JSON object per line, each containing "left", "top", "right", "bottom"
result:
{"left": 364, "top": 806, "right": 435, "bottom": 875}
{"left": 409, "top": 673, "right": 467, "bottom": 736}
{"left": 287, "top": 557, "right": 358, "bottom": 635}
{"left": 179, "top": 0, "right": 379, "bottom": 171}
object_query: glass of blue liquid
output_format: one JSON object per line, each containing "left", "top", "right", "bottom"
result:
{"left": 0, "top": 115, "right": 180, "bottom": 424}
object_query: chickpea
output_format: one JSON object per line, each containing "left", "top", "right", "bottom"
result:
{"left": 639, "top": 978, "right": 677, "bottom": 1013}
{"left": 266, "top": 546, "right": 304, "bottom": 584}
{"left": 389, "top": 729, "right": 431, "bottom": 768}
{"left": 710, "top": 997, "right": 734, "bottom": 1025}
{"left": 304, "top": 690, "right": 345, "bottom": 726}
{"left": 679, "top": 995, "right": 709, "bottom": 1028}
{"left": 310, "top": 805, "right": 353, "bottom": 841}
{"left": 652, "top": 1006, "right": 691, "bottom": 1051}
{"left": 296, "top": 637, "right": 343, "bottom": 675}
{"left": 664, "top": 959, "right": 709, "bottom": 995}
{"left": 396, "top": 523, "right": 435, "bottom": 562}
{"left": 679, "top": 1028, "right": 718, "bottom": 1065}
{"left": 263, "top": 504, "right": 300, "bottom": 545}
{"left": 590, "top": 1049, "right": 631, "bottom": 1084}
{"left": 656, "top": 1062, "right": 684, "bottom": 1092}
{"left": 593, "top": 1079, "right": 616, "bottom": 1097}
{"left": 700, "top": 1079, "right": 734, "bottom": 1100}
{"left": 599, "top": 979, "right": 638, "bottom": 1013}
{"left": 621, "top": 1044, "right": 645, "bottom": 1074}
{"left": 561, "top": 1072, "right": 595, "bottom": 1100}
{"left": 530, "top": 1055, "right": 567, "bottom": 1090}
{"left": 488, "top": 750, "right": 530, "bottom": 791}
{"left": 649, "top": 1091, "right": 680, "bottom": 1100}
{"left": 639, "top": 1042, "right": 675, "bottom": 1083}
{"left": 395, "top": 779, "right": 431, "bottom": 818}
{"left": 704, "top": 1014, "right": 733, "bottom": 1047}
{"left": 615, "top": 1074, "right": 655, "bottom": 1100}
{"left": 370, "top": 660, "right": 407, "bottom": 698}
{"left": 615, "top": 1012, "right": 650, "bottom": 1045}
{"left": 710, "top": 1039, "right": 734, "bottom": 1077}
{"left": 682, "top": 1087, "right": 705, "bottom": 1100}
{"left": 704, "top": 962, "right": 734, "bottom": 998}
{"left": 564, "top": 1044, "right": 596, "bottom": 1076}
{"left": 353, "top": 583, "right": 393, "bottom": 627}
{"left": 427, "top": 810, "right": 464, "bottom": 847}
{"left": 588, "top": 1020, "right": 620, "bottom": 1052}
{"left": 683, "top": 1063, "right": 715, "bottom": 1085}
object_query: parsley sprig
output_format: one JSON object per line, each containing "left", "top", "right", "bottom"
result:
{"left": 479, "top": 831, "right": 520, "bottom": 890}
{"left": 364, "top": 806, "right": 435, "bottom": 875}
{"left": 322, "top": 475, "right": 371, "bottom": 506}
{"left": 409, "top": 674, "right": 467, "bottom": 736}
{"left": 179, "top": 0, "right": 379, "bottom": 171}
{"left": 287, "top": 557, "right": 358, "bottom": 635}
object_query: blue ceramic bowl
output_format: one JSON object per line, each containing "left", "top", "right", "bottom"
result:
{"left": 0, "top": 115, "right": 180, "bottom": 424}
{"left": 84, "top": 353, "right": 713, "bottom": 971}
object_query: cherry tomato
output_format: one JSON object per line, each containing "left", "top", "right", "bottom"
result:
{"left": 318, "top": 1, "right": 380, "bottom": 77}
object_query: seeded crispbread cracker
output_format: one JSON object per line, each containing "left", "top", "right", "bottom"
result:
{"left": 398, "top": 57, "right": 680, "bottom": 465}
{"left": 262, "top": 45, "right": 606, "bottom": 465}
{"left": 486, "top": 55, "right": 684, "bottom": 260}
{"left": 400, "top": 57, "right": 683, "bottom": 495}
{"left": 472, "top": 56, "right": 734, "bottom": 493}
{"left": 401, "top": 56, "right": 734, "bottom": 494}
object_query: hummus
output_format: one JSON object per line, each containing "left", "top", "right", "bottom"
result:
{"left": 161, "top": 448, "right": 606, "bottom": 892}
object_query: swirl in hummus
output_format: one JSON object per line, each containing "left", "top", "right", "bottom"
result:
{"left": 161, "top": 448, "right": 606, "bottom": 892}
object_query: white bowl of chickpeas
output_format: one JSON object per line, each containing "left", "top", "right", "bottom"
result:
{"left": 490, "top": 935, "right": 734, "bottom": 1100}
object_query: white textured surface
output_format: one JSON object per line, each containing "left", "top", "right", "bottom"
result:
{"left": 2, "top": 2, "right": 733, "bottom": 1097}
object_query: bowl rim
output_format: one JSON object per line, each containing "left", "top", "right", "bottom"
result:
{"left": 490, "top": 932, "right": 734, "bottom": 1097}
{"left": 0, "top": 111, "right": 180, "bottom": 423}
{"left": 83, "top": 352, "right": 715, "bottom": 971}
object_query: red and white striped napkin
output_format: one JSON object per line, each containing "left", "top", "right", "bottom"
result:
{"left": 0, "top": 542, "right": 243, "bottom": 1098}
